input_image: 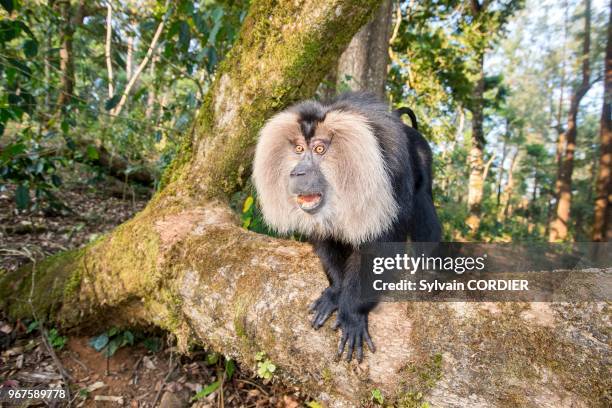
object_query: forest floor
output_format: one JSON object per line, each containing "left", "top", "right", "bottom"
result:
{"left": 0, "top": 166, "right": 307, "bottom": 407}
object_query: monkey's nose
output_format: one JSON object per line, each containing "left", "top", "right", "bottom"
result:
{"left": 290, "top": 168, "right": 306, "bottom": 177}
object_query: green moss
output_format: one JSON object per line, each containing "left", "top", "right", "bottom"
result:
{"left": 396, "top": 353, "right": 443, "bottom": 408}
{"left": 321, "top": 367, "right": 334, "bottom": 388}
{"left": 402, "top": 303, "right": 611, "bottom": 407}
{"left": 63, "top": 267, "right": 82, "bottom": 299}
{"left": 234, "top": 300, "right": 248, "bottom": 338}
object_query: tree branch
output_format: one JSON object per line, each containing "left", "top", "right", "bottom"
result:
{"left": 111, "top": 5, "right": 169, "bottom": 116}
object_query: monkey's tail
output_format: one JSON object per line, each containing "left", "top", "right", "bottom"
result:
{"left": 394, "top": 107, "right": 418, "bottom": 131}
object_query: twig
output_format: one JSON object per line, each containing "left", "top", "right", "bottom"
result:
{"left": 151, "top": 350, "right": 176, "bottom": 406}
{"left": 24, "top": 251, "right": 73, "bottom": 402}
{"left": 131, "top": 355, "right": 144, "bottom": 385}
{"left": 235, "top": 379, "right": 269, "bottom": 397}
{"left": 69, "top": 353, "right": 90, "bottom": 373}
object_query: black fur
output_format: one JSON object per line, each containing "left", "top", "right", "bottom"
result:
{"left": 293, "top": 92, "right": 441, "bottom": 362}
{"left": 394, "top": 107, "right": 419, "bottom": 130}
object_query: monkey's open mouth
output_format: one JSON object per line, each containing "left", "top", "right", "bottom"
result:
{"left": 296, "top": 193, "right": 323, "bottom": 212}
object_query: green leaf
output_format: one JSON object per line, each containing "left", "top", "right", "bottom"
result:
{"left": 191, "top": 381, "right": 220, "bottom": 402}
{"left": 23, "top": 39, "right": 38, "bottom": 57}
{"left": 207, "top": 19, "right": 222, "bottom": 45}
{"left": 179, "top": 21, "right": 191, "bottom": 49}
{"left": 371, "top": 388, "right": 384, "bottom": 404}
{"left": 105, "top": 337, "right": 122, "bottom": 357}
{"left": 241, "top": 216, "right": 251, "bottom": 229}
{"left": 306, "top": 402, "right": 323, "bottom": 408}
{"left": 0, "top": 142, "right": 26, "bottom": 161}
{"left": 123, "top": 331, "right": 134, "bottom": 346}
{"left": 86, "top": 145, "right": 99, "bottom": 161}
{"left": 143, "top": 337, "right": 161, "bottom": 353}
{"left": 205, "top": 352, "right": 219, "bottom": 365}
{"left": 89, "top": 333, "right": 109, "bottom": 352}
{"left": 15, "top": 184, "right": 29, "bottom": 209}
{"left": 26, "top": 320, "right": 39, "bottom": 333}
{"left": 107, "top": 327, "right": 119, "bottom": 337}
{"left": 242, "top": 196, "right": 254, "bottom": 213}
{"left": 225, "top": 359, "right": 235, "bottom": 380}
{"left": 51, "top": 174, "right": 62, "bottom": 187}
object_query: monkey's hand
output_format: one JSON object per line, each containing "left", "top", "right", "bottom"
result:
{"left": 309, "top": 287, "right": 339, "bottom": 329}
{"left": 333, "top": 309, "right": 375, "bottom": 362}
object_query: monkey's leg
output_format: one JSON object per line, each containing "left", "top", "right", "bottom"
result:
{"left": 309, "top": 240, "right": 348, "bottom": 329}
{"left": 333, "top": 250, "right": 376, "bottom": 362}
{"left": 409, "top": 188, "right": 442, "bottom": 242}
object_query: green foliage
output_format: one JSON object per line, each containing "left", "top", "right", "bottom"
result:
{"left": 371, "top": 388, "right": 384, "bottom": 405}
{"left": 88, "top": 327, "right": 135, "bottom": 357}
{"left": 255, "top": 351, "right": 276, "bottom": 380}
{"left": 191, "top": 358, "right": 236, "bottom": 402}
{"left": 142, "top": 336, "right": 162, "bottom": 353}
{"left": 26, "top": 320, "right": 38, "bottom": 333}
{"left": 0, "top": 0, "right": 249, "bottom": 206}
{"left": 191, "top": 380, "right": 221, "bottom": 401}
{"left": 46, "top": 328, "right": 68, "bottom": 350}
{"left": 0, "top": 129, "right": 68, "bottom": 210}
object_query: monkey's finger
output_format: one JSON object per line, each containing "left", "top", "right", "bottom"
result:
{"left": 308, "top": 299, "right": 320, "bottom": 312}
{"left": 356, "top": 333, "right": 364, "bottom": 362}
{"left": 332, "top": 319, "right": 341, "bottom": 330}
{"left": 312, "top": 311, "right": 326, "bottom": 329}
{"left": 346, "top": 336, "right": 355, "bottom": 361}
{"left": 337, "top": 331, "right": 348, "bottom": 357}
{"left": 313, "top": 309, "right": 331, "bottom": 329}
{"left": 364, "top": 331, "right": 376, "bottom": 353}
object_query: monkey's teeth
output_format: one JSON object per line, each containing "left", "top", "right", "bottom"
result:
{"left": 296, "top": 194, "right": 322, "bottom": 210}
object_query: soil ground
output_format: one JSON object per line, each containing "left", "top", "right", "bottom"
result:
{"left": 0, "top": 167, "right": 309, "bottom": 407}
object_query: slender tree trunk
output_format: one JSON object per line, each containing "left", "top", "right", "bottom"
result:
{"left": 105, "top": 3, "right": 114, "bottom": 99}
{"left": 126, "top": 32, "right": 134, "bottom": 80}
{"left": 56, "top": 0, "right": 75, "bottom": 110}
{"left": 593, "top": 1, "right": 612, "bottom": 241}
{"left": 501, "top": 149, "right": 520, "bottom": 221}
{"left": 466, "top": 51, "right": 486, "bottom": 234}
{"left": 111, "top": 11, "right": 167, "bottom": 116}
{"left": 145, "top": 55, "right": 158, "bottom": 119}
{"left": 549, "top": 0, "right": 592, "bottom": 242}
{"left": 335, "top": 0, "right": 393, "bottom": 99}
{"left": 497, "top": 133, "right": 508, "bottom": 207}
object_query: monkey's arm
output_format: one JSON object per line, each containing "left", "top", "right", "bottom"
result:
{"left": 334, "top": 250, "right": 376, "bottom": 362}
{"left": 310, "top": 240, "right": 348, "bottom": 329}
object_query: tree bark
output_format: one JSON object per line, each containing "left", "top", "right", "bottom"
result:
{"left": 145, "top": 55, "right": 158, "bottom": 120}
{"left": 466, "top": 51, "right": 486, "bottom": 234}
{"left": 593, "top": 1, "right": 612, "bottom": 242}
{"left": 1, "top": 1, "right": 609, "bottom": 406}
{"left": 549, "top": 0, "right": 592, "bottom": 242}
{"left": 501, "top": 148, "right": 520, "bottom": 221}
{"left": 335, "top": 0, "right": 393, "bottom": 99}
{"left": 55, "top": 0, "right": 76, "bottom": 110}
{"left": 496, "top": 131, "right": 508, "bottom": 207}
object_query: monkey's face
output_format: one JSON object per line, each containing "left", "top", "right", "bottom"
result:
{"left": 252, "top": 109, "right": 398, "bottom": 246}
{"left": 287, "top": 136, "right": 330, "bottom": 213}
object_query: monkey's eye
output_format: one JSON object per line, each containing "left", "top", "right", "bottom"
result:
{"left": 313, "top": 144, "right": 326, "bottom": 155}
{"left": 294, "top": 145, "right": 305, "bottom": 153}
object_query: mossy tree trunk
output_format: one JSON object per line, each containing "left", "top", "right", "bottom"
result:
{"left": 1, "top": 1, "right": 610, "bottom": 406}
